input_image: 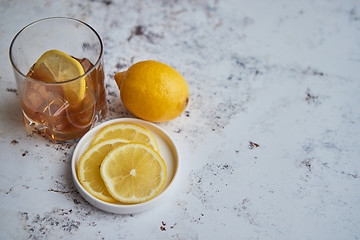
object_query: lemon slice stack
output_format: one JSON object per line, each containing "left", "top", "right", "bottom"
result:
{"left": 77, "top": 122, "right": 167, "bottom": 204}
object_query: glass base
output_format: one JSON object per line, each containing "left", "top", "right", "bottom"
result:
{"left": 22, "top": 105, "right": 107, "bottom": 144}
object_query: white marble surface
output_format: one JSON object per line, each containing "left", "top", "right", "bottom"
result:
{"left": 1, "top": 0, "right": 360, "bottom": 239}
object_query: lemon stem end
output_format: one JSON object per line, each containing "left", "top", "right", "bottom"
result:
{"left": 114, "top": 71, "right": 126, "bottom": 89}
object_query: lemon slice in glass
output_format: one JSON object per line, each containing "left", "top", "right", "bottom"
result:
{"left": 100, "top": 142, "right": 167, "bottom": 203}
{"left": 32, "top": 49, "right": 86, "bottom": 104}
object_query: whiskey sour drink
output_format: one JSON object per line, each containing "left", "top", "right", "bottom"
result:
{"left": 10, "top": 18, "right": 107, "bottom": 142}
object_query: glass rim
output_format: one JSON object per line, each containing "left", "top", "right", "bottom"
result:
{"left": 9, "top": 17, "right": 104, "bottom": 85}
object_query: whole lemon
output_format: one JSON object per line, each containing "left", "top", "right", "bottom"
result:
{"left": 114, "top": 60, "right": 189, "bottom": 122}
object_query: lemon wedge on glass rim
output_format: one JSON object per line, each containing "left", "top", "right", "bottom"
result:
{"left": 31, "top": 49, "right": 86, "bottom": 104}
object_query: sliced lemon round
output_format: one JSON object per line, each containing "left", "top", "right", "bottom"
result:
{"left": 91, "top": 122, "right": 159, "bottom": 152}
{"left": 32, "top": 49, "right": 86, "bottom": 104}
{"left": 77, "top": 138, "right": 130, "bottom": 203}
{"left": 100, "top": 142, "right": 167, "bottom": 203}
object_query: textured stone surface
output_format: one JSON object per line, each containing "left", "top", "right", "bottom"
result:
{"left": 1, "top": 0, "right": 360, "bottom": 239}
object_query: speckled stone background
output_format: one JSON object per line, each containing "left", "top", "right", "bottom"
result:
{"left": 1, "top": 0, "right": 360, "bottom": 239}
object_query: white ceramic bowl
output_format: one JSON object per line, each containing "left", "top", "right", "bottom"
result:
{"left": 71, "top": 118, "right": 180, "bottom": 214}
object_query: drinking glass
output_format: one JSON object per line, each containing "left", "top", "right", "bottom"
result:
{"left": 9, "top": 17, "right": 107, "bottom": 142}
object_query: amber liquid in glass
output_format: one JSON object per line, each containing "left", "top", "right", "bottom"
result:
{"left": 22, "top": 57, "right": 106, "bottom": 141}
